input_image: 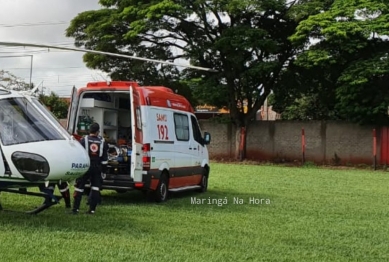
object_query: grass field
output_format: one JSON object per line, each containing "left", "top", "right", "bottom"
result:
{"left": 1, "top": 163, "right": 389, "bottom": 261}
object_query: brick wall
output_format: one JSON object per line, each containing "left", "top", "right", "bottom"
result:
{"left": 199, "top": 120, "right": 377, "bottom": 165}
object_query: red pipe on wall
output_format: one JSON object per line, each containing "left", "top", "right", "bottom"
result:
{"left": 385, "top": 127, "right": 389, "bottom": 168}
{"left": 373, "top": 129, "right": 376, "bottom": 156}
{"left": 373, "top": 129, "right": 377, "bottom": 170}
{"left": 302, "top": 128, "right": 305, "bottom": 164}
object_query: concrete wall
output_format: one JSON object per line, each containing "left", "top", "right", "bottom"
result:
{"left": 198, "top": 121, "right": 237, "bottom": 159}
{"left": 60, "top": 118, "right": 377, "bottom": 165}
{"left": 199, "top": 120, "right": 378, "bottom": 165}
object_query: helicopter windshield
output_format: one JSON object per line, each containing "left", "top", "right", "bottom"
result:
{"left": 30, "top": 97, "right": 72, "bottom": 139}
{"left": 0, "top": 97, "right": 65, "bottom": 146}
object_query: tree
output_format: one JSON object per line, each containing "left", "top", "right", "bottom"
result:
{"left": 270, "top": 59, "right": 342, "bottom": 120}
{"left": 38, "top": 92, "right": 69, "bottom": 119}
{"left": 282, "top": 0, "right": 389, "bottom": 125}
{"left": 0, "top": 70, "right": 31, "bottom": 91}
{"left": 66, "top": 0, "right": 330, "bottom": 160}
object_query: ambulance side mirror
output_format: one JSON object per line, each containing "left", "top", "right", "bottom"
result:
{"left": 203, "top": 132, "right": 211, "bottom": 145}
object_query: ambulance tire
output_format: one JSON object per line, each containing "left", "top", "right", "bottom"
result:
{"left": 197, "top": 168, "right": 209, "bottom": 193}
{"left": 154, "top": 173, "right": 169, "bottom": 203}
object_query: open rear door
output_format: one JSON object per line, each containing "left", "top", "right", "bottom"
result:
{"left": 66, "top": 86, "right": 80, "bottom": 135}
{"left": 130, "top": 86, "right": 143, "bottom": 182}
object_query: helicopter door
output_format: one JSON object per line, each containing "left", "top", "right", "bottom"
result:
{"left": 130, "top": 86, "right": 143, "bottom": 182}
{"left": 66, "top": 86, "right": 80, "bottom": 135}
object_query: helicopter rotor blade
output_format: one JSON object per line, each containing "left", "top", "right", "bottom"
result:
{"left": 0, "top": 41, "right": 217, "bottom": 73}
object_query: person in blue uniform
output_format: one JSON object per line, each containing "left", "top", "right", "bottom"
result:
{"left": 71, "top": 122, "right": 108, "bottom": 214}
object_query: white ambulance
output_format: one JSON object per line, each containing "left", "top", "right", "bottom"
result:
{"left": 66, "top": 81, "right": 211, "bottom": 202}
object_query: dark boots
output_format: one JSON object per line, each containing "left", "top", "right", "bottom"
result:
{"left": 57, "top": 182, "right": 71, "bottom": 208}
{"left": 39, "top": 184, "right": 58, "bottom": 206}
{"left": 72, "top": 190, "right": 83, "bottom": 214}
{"left": 59, "top": 189, "right": 71, "bottom": 208}
{"left": 88, "top": 188, "right": 101, "bottom": 213}
{"left": 39, "top": 183, "right": 71, "bottom": 209}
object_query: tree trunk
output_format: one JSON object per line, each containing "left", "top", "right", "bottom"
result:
{"left": 238, "top": 126, "right": 247, "bottom": 161}
{"left": 236, "top": 86, "right": 272, "bottom": 161}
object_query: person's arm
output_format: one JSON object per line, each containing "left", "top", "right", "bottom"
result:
{"left": 101, "top": 140, "right": 109, "bottom": 173}
{"left": 101, "top": 140, "right": 108, "bottom": 164}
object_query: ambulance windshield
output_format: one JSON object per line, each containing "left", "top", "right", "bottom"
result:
{"left": 0, "top": 97, "right": 65, "bottom": 146}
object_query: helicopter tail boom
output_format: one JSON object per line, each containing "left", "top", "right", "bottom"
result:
{"left": 0, "top": 41, "right": 218, "bottom": 72}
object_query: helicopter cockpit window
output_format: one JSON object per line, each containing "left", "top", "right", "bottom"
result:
{"left": 0, "top": 97, "right": 65, "bottom": 146}
{"left": 30, "top": 97, "right": 71, "bottom": 139}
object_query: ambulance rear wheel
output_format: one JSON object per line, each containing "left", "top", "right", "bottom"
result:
{"left": 154, "top": 174, "right": 169, "bottom": 203}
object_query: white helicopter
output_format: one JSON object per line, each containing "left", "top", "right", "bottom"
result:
{"left": 0, "top": 41, "right": 215, "bottom": 214}
{"left": 0, "top": 86, "right": 91, "bottom": 214}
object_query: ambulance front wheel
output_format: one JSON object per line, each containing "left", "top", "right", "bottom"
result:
{"left": 197, "top": 168, "right": 209, "bottom": 193}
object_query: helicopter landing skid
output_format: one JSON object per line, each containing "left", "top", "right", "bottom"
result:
{"left": 0, "top": 188, "right": 63, "bottom": 215}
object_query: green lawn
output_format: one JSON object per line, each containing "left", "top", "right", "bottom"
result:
{"left": 1, "top": 163, "right": 389, "bottom": 261}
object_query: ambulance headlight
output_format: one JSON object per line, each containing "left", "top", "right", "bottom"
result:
{"left": 11, "top": 152, "right": 50, "bottom": 182}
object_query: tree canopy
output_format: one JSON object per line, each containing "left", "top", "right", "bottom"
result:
{"left": 66, "top": 0, "right": 389, "bottom": 158}
{"left": 65, "top": 0, "right": 316, "bottom": 125}
{"left": 66, "top": 0, "right": 329, "bottom": 159}
{"left": 272, "top": 0, "right": 389, "bottom": 125}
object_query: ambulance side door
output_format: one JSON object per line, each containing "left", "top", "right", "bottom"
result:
{"left": 171, "top": 112, "right": 192, "bottom": 179}
{"left": 130, "top": 86, "right": 143, "bottom": 182}
{"left": 189, "top": 115, "right": 204, "bottom": 182}
{"left": 152, "top": 109, "right": 175, "bottom": 170}
{"left": 66, "top": 86, "right": 80, "bottom": 135}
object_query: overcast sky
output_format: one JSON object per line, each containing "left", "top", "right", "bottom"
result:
{"left": 0, "top": 0, "right": 109, "bottom": 97}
